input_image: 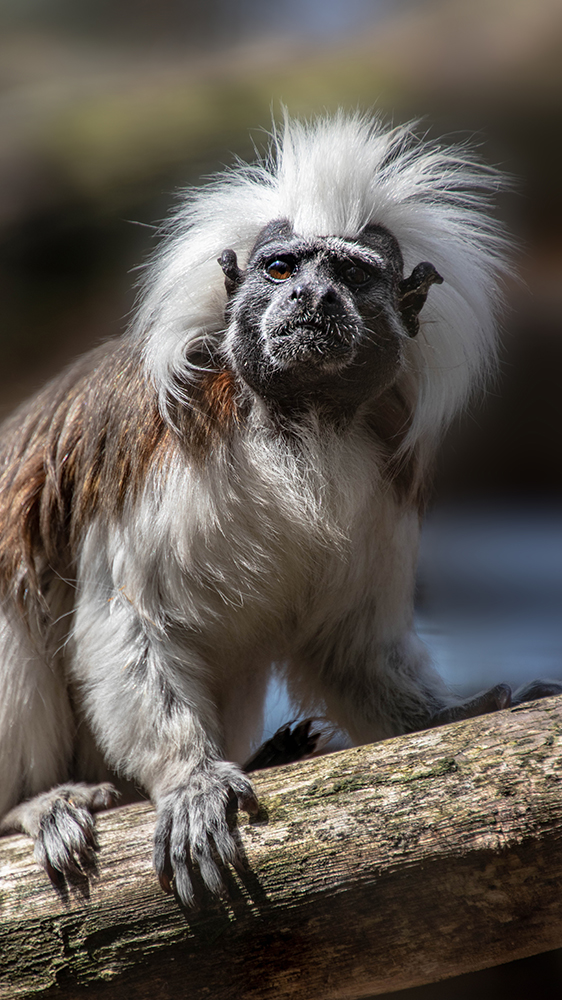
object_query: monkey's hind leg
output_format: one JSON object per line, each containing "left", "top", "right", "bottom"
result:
{"left": 427, "top": 679, "right": 562, "bottom": 728}
{"left": 512, "top": 679, "right": 562, "bottom": 704}
{"left": 0, "top": 782, "right": 119, "bottom": 896}
{"left": 427, "top": 683, "right": 512, "bottom": 727}
{"left": 0, "top": 606, "right": 119, "bottom": 894}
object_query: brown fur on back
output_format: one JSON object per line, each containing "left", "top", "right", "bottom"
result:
{"left": 0, "top": 341, "right": 239, "bottom": 614}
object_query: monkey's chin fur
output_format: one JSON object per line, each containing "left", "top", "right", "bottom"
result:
{"left": 265, "top": 328, "right": 354, "bottom": 368}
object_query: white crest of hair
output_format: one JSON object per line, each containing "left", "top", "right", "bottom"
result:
{"left": 135, "top": 110, "right": 511, "bottom": 445}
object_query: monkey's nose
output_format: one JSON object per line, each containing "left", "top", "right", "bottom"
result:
{"left": 319, "top": 285, "right": 337, "bottom": 305}
{"left": 290, "top": 284, "right": 338, "bottom": 307}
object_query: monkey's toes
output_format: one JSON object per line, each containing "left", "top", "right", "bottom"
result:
{"left": 153, "top": 765, "right": 258, "bottom": 907}
{"left": 244, "top": 718, "right": 322, "bottom": 771}
{"left": 512, "top": 680, "right": 562, "bottom": 705}
{"left": 33, "top": 797, "right": 100, "bottom": 891}
{"left": 429, "top": 683, "right": 512, "bottom": 727}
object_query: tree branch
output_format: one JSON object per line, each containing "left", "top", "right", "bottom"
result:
{"left": 2, "top": 697, "right": 562, "bottom": 999}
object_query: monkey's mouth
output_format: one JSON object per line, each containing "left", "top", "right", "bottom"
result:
{"left": 265, "top": 320, "right": 356, "bottom": 368}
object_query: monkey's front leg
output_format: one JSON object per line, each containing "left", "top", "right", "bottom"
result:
{"left": 72, "top": 563, "right": 258, "bottom": 907}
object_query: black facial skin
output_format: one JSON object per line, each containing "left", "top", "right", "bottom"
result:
{"left": 220, "top": 219, "right": 442, "bottom": 421}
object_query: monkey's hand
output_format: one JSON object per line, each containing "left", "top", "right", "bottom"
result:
{"left": 153, "top": 762, "right": 259, "bottom": 908}
{"left": 244, "top": 718, "right": 322, "bottom": 771}
{"left": 0, "top": 782, "right": 118, "bottom": 895}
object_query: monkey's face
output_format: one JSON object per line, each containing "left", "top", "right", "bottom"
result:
{"left": 221, "top": 220, "right": 440, "bottom": 418}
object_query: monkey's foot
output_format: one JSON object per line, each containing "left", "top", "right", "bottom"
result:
{"left": 512, "top": 679, "right": 562, "bottom": 705}
{"left": 0, "top": 782, "right": 118, "bottom": 894}
{"left": 428, "top": 683, "right": 512, "bottom": 727}
{"left": 428, "top": 678, "right": 562, "bottom": 730}
{"left": 153, "top": 762, "right": 259, "bottom": 908}
{"left": 243, "top": 718, "right": 321, "bottom": 772}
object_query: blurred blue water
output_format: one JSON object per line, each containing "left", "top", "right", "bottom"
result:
{"left": 261, "top": 504, "right": 562, "bottom": 743}
{"left": 417, "top": 504, "right": 562, "bottom": 696}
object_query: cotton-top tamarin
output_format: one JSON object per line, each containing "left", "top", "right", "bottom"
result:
{"left": 2, "top": 114, "right": 553, "bottom": 907}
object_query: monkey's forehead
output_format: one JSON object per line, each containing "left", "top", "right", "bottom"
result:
{"left": 247, "top": 228, "right": 402, "bottom": 272}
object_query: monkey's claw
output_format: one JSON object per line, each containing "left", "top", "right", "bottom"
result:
{"left": 153, "top": 763, "right": 258, "bottom": 908}
{"left": 34, "top": 798, "right": 100, "bottom": 889}
{"left": 1, "top": 782, "right": 118, "bottom": 894}
{"left": 244, "top": 718, "right": 321, "bottom": 771}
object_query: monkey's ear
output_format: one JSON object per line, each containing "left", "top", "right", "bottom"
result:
{"left": 218, "top": 249, "right": 246, "bottom": 297}
{"left": 398, "top": 262, "right": 443, "bottom": 337}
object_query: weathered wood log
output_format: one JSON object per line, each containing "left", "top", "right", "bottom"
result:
{"left": 2, "top": 697, "right": 562, "bottom": 999}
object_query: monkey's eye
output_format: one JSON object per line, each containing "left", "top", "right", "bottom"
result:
{"left": 265, "top": 258, "right": 295, "bottom": 282}
{"left": 340, "top": 262, "right": 371, "bottom": 287}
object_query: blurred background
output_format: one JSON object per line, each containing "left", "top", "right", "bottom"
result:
{"left": 1, "top": 0, "right": 561, "bottom": 995}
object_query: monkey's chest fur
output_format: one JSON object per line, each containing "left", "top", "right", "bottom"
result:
{"left": 91, "top": 417, "right": 410, "bottom": 665}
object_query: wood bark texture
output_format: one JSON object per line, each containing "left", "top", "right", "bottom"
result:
{"left": 2, "top": 697, "right": 562, "bottom": 999}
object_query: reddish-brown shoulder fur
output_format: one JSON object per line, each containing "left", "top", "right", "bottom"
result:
{"left": 184, "top": 368, "right": 240, "bottom": 454}
{"left": 0, "top": 341, "right": 239, "bottom": 613}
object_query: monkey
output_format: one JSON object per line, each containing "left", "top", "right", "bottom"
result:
{"left": 1, "top": 113, "right": 559, "bottom": 907}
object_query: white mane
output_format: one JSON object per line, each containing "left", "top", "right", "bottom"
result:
{"left": 135, "top": 112, "right": 511, "bottom": 446}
